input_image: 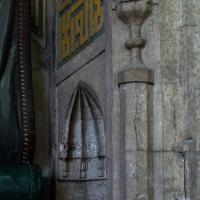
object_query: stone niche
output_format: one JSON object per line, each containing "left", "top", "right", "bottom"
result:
{"left": 55, "top": 0, "right": 107, "bottom": 199}
{"left": 57, "top": 81, "right": 107, "bottom": 200}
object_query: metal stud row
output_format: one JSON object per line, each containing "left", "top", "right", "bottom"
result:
{"left": 17, "top": 0, "right": 33, "bottom": 163}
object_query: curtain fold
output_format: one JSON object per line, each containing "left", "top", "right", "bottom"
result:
{"left": 0, "top": 1, "right": 42, "bottom": 199}
{"left": 0, "top": 0, "right": 21, "bottom": 163}
{"left": 0, "top": 0, "right": 35, "bottom": 164}
{"left": 0, "top": 165, "right": 42, "bottom": 200}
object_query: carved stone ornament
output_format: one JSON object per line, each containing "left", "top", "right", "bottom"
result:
{"left": 116, "top": 0, "right": 154, "bottom": 84}
{"left": 58, "top": 82, "right": 106, "bottom": 181}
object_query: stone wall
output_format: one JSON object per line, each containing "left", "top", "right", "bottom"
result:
{"left": 31, "top": 0, "right": 200, "bottom": 199}
{"left": 111, "top": 0, "right": 200, "bottom": 199}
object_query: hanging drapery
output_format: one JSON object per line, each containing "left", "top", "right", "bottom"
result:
{"left": 0, "top": 0, "right": 42, "bottom": 199}
{"left": 0, "top": 165, "right": 42, "bottom": 199}
{"left": 0, "top": 0, "right": 20, "bottom": 163}
{"left": 0, "top": 0, "right": 34, "bottom": 164}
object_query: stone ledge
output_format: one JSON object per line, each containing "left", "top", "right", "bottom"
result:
{"left": 118, "top": 67, "right": 154, "bottom": 85}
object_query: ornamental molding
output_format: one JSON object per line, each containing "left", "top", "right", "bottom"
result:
{"left": 116, "top": 0, "right": 154, "bottom": 84}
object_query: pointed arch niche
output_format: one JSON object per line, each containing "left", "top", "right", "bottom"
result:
{"left": 58, "top": 82, "right": 106, "bottom": 181}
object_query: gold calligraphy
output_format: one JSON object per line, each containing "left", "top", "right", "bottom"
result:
{"left": 58, "top": 0, "right": 104, "bottom": 63}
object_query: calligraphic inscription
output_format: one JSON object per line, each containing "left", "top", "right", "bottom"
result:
{"left": 58, "top": 0, "right": 104, "bottom": 64}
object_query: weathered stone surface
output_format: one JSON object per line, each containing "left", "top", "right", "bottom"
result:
{"left": 55, "top": 51, "right": 108, "bottom": 199}
{"left": 111, "top": 0, "right": 200, "bottom": 199}
{"left": 162, "top": 152, "right": 185, "bottom": 200}
{"left": 31, "top": 0, "right": 200, "bottom": 199}
{"left": 55, "top": 34, "right": 106, "bottom": 84}
{"left": 185, "top": 0, "right": 200, "bottom": 151}
{"left": 160, "top": 0, "right": 186, "bottom": 151}
{"left": 125, "top": 150, "right": 149, "bottom": 200}
{"left": 120, "top": 83, "right": 154, "bottom": 151}
{"left": 119, "top": 80, "right": 154, "bottom": 200}
{"left": 111, "top": 12, "right": 130, "bottom": 200}
{"left": 56, "top": 53, "right": 107, "bottom": 141}
{"left": 56, "top": 181, "right": 107, "bottom": 200}
{"left": 162, "top": 83, "right": 185, "bottom": 151}
{"left": 118, "top": 68, "right": 154, "bottom": 85}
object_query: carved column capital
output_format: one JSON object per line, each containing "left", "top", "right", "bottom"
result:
{"left": 116, "top": 0, "right": 154, "bottom": 84}
{"left": 116, "top": 0, "right": 152, "bottom": 26}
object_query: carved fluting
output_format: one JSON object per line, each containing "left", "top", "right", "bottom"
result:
{"left": 58, "top": 82, "right": 106, "bottom": 181}
{"left": 116, "top": 0, "right": 154, "bottom": 84}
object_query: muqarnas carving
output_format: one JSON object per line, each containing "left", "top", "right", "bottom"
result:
{"left": 58, "top": 82, "right": 106, "bottom": 181}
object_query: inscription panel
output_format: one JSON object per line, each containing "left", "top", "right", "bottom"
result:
{"left": 57, "top": 0, "right": 104, "bottom": 66}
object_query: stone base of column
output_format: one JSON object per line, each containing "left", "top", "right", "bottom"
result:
{"left": 119, "top": 68, "right": 154, "bottom": 199}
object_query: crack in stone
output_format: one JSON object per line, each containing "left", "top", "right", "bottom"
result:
{"left": 174, "top": 108, "right": 177, "bottom": 130}
{"left": 183, "top": 153, "right": 187, "bottom": 200}
{"left": 134, "top": 95, "right": 140, "bottom": 151}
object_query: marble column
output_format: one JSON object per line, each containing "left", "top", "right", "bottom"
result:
{"left": 116, "top": 1, "right": 154, "bottom": 199}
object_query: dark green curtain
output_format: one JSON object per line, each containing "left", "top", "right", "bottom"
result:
{"left": 0, "top": 1, "right": 43, "bottom": 199}
{"left": 0, "top": 0, "right": 21, "bottom": 163}
{"left": 0, "top": 165, "right": 42, "bottom": 200}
